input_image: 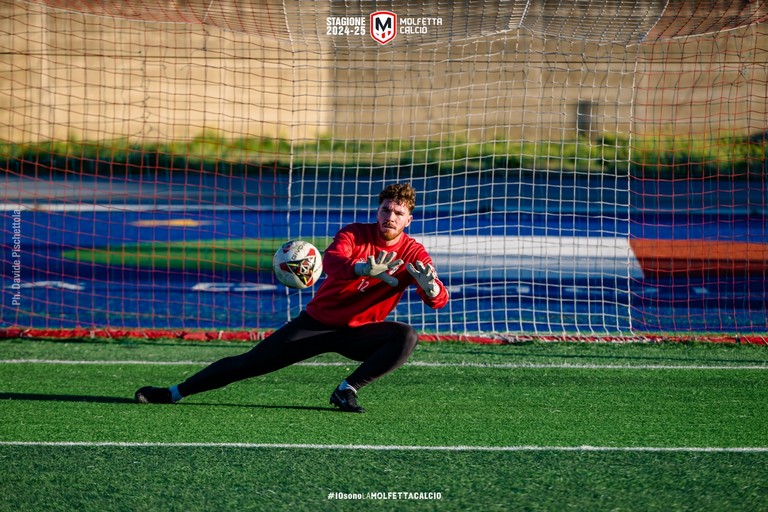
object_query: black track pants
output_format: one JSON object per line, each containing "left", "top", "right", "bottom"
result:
{"left": 177, "top": 311, "right": 418, "bottom": 397}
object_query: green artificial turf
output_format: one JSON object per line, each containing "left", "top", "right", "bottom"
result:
{"left": 1, "top": 339, "right": 767, "bottom": 511}
{"left": 60, "top": 238, "right": 331, "bottom": 271}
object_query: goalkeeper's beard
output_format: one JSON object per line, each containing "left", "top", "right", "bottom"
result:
{"left": 378, "top": 222, "right": 403, "bottom": 242}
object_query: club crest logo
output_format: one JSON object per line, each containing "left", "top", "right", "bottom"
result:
{"left": 370, "top": 11, "right": 397, "bottom": 45}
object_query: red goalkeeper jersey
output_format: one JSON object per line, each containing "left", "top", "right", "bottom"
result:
{"left": 305, "top": 223, "right": 449, "bottom": 327}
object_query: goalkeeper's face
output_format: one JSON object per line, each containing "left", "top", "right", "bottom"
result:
{"left": 376, "top": 199, "right": 413, "bottom": 243}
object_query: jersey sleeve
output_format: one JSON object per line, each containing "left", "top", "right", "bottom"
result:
{"left": 321, "top": 225, "right": 362, "bottom": 281}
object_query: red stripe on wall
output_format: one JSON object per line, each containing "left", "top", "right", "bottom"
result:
{"left": 630, "top": 239, "right": 768, "bottom": 278}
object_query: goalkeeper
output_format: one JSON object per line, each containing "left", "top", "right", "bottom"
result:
{"left": 135, "top": 183, "right": 449, "bottom": 412}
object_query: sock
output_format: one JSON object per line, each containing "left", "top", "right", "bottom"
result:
{"left": 169, "top": 384, "right": 183, "bottom": 402}
{"left": 337, "top": 380, "right": 357, "bottom": 393}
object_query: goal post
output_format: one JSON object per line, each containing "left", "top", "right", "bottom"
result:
{"left": 1, "top": 0, "right": 766, "bottom": 341}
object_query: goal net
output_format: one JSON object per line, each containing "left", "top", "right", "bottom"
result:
{"left": 1, "top": 0, "right": 767, "bottom": 340}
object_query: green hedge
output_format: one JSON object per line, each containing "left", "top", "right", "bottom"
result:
{"left": 1, "top": 132, "right": 765, "bottom": 178}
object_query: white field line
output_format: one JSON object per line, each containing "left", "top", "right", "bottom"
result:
{"left": 0, "top": 441, "right": 766, "bottom": 453}
{"left": 0, "top": 359, "right": 767, "bottom": 370}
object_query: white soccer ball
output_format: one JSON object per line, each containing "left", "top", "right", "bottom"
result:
{"left": 273, "top": 240, "right": 323, "bottom": 289}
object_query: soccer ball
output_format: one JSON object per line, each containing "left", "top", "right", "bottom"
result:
{"left": 273, "top": 240, "right": 323, "bottom": 289}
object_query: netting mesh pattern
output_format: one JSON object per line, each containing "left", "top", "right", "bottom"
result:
{"left": 21, "top": 0, "right": 768, "bottom": 44}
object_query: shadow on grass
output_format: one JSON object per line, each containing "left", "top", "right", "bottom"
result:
{"left": 0, "top": 392, "right": 336, "bottom": 412}
{"left": 0, "top": 392, "right": 134, "bottom": 404}
{"left": 183, "top": 402, "right": 335, "bottom": 412}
